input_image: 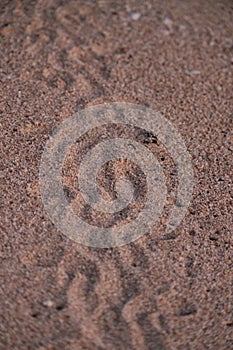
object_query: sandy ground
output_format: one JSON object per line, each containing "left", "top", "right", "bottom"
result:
{"left": 0, "top": 1, "right": 232, "bottom": 349}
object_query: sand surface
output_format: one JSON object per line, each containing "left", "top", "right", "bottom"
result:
{"left": 0, "top": 1, "right": 232, "bottom": 349}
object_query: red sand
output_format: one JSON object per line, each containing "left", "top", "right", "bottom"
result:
{"left": 0, "top": 1, "right": 232, "bottom": 349}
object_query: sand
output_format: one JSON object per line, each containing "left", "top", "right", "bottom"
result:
{"left": 0, "top": 0, "right": 232, "bottom": 349}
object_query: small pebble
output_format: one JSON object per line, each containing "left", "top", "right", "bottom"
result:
{"left": 188, "top": 70, "right": 201, "bottom": 75}
{"left": 163, "top": 18, "right": 173, "bottom": 29}
{"left": 43, "top": 300, "right": 54, "bottom": 307}
{"left": 131, "top": 13, "right": 141, "bottom": 21}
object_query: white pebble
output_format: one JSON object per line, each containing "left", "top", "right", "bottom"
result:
{"left": 131, "top": 13, "right": 141, "bottom": 21}
{"left": 188, "top": 70, "right": 201, "bottom": 75}
{"left": 43, "top": 300, "right": 54, "bottom": 307}
{"left": 163, "top": 18, "right": 173, "bottom": 29}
